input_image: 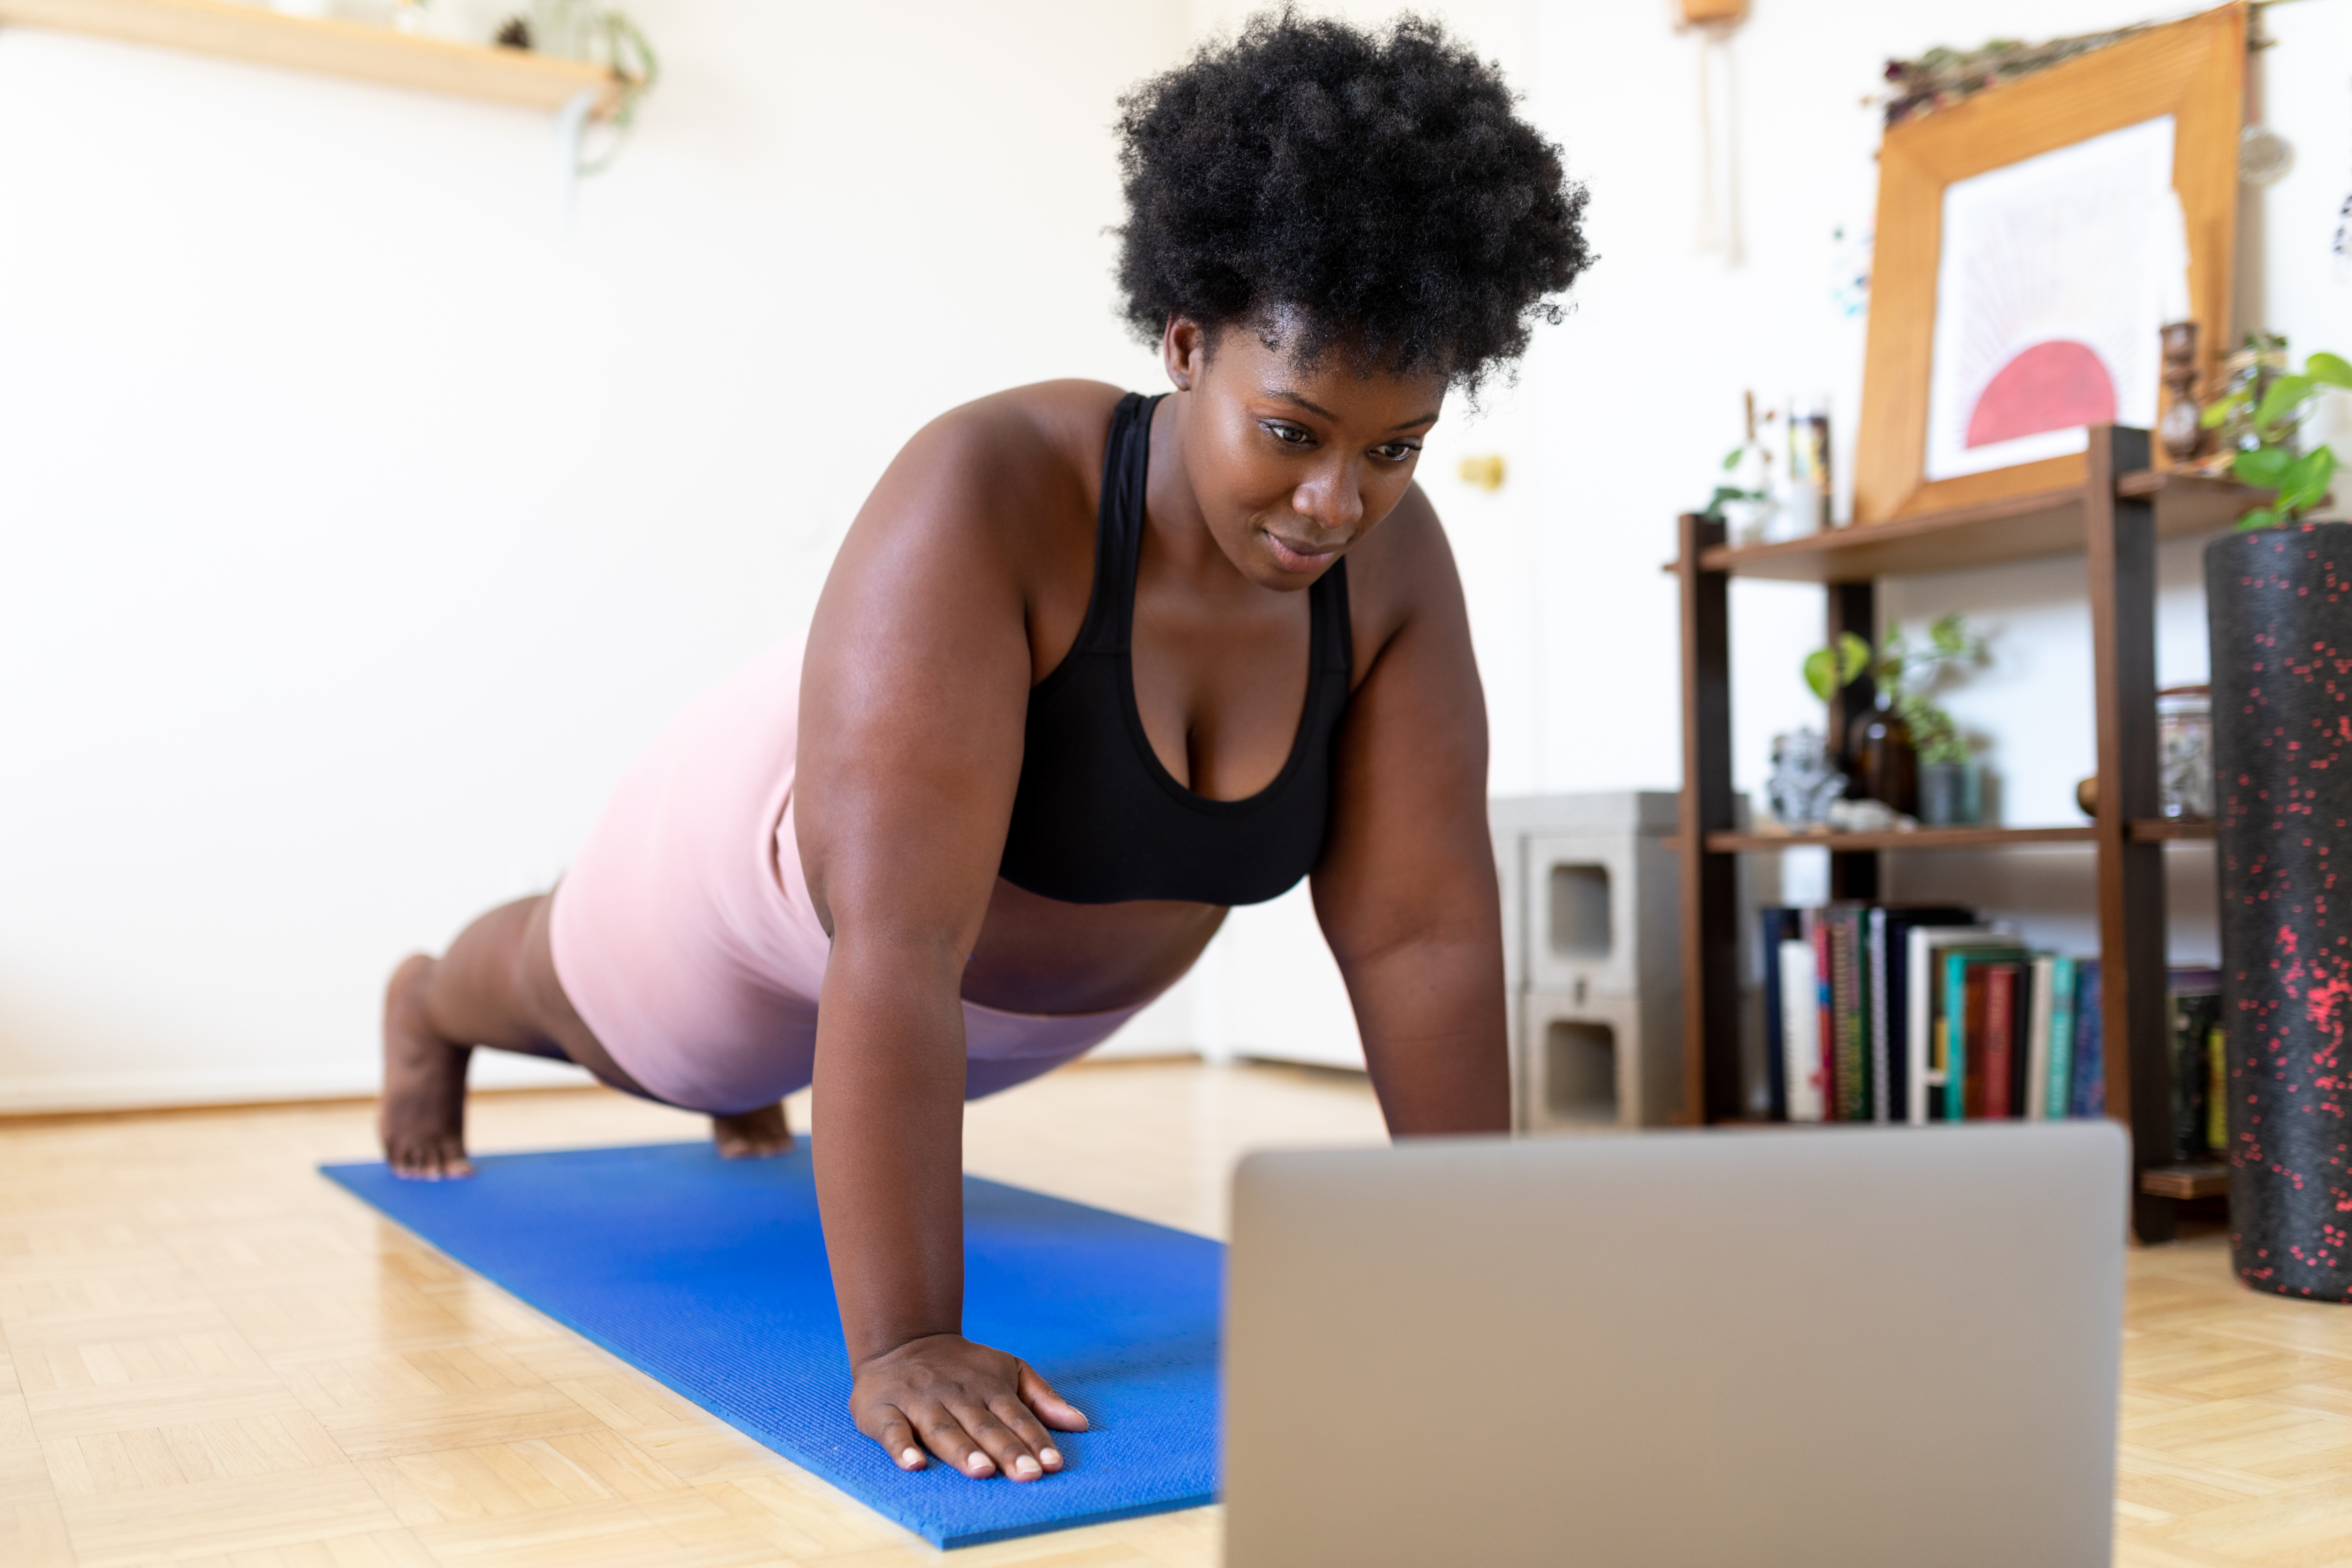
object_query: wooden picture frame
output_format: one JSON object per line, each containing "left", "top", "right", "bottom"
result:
{"left": 1853, "top": 4, "right": 2244, "bottom": 525}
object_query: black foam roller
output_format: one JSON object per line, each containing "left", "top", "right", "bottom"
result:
{"left": 2208, "top": 522, "right": 2352, "bottom": 1300}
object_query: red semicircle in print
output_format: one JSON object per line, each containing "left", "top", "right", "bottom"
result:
{"left": 1965, "top": 339, "right": 2117, "bottom": 449}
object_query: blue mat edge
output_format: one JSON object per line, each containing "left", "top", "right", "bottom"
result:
{"left": 317, "top": 1146, "right": 1221, "bottom": 1550}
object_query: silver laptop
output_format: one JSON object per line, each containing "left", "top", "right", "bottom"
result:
{"left": 1225, "top": 1122, "right": 2127, "bottom": 1567}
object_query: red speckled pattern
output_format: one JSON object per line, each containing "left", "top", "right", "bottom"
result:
{"left": 2208, "top": 523, "right": 2352, "bottom": 1300}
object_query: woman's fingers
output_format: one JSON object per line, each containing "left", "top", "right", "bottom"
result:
{"left": 912, "top": 1405, "right": 997, "bottom": 1478}
{"left": 1017, "top": 1359, "right": 1090, "bottom": 1432}
{"left": 988, "top": 1392, "right": 1065, "bottom": 1472}
{"left": 866, "top": 1404, "right": 926, "bottom": 1470}
{"left": 953, "top": 1399, "right": 1048, "bottom": 1480}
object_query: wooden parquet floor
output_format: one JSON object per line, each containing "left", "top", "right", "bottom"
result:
{"left": 1, "top": 1059, "right": 2347, "bottom": 1566}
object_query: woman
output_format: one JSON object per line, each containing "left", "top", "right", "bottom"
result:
{"left": 378, "top": 12, "right": 1589, "bottom": 1484}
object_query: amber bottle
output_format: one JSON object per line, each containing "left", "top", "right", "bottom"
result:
{"left": 1847, "top": 700, "right": 1918, "bottom": 817}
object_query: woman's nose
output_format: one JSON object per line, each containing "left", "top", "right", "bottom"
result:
{"left": 1291, "top": 460, "right": 1364, "bottom": 534}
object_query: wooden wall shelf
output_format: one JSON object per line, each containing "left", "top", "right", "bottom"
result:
{"left": 1685, "top": 470, "right": 2256, "bottom": 584}
{"left": 1693, "top": 821, "right": 2213, "bottom": 853}
{"left": 1705, "top": 826, "right": 2095, "bottom": 853}
{"left": 2140, "top": 1163, "right": 2229, "bottom": 1200}
{"left": 0, "top": 0, "right": 620, "bottom": 115}
{"left": 1675, "top": 427, "right": 2247, "bottom": 1246}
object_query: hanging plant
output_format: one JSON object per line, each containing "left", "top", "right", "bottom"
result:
{"left": 1875, "top": 24, "right": 2148, "bottom": 129}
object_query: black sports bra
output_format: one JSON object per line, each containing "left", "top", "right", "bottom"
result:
{"left": 996, "top": 392, "right": 1354, "bottom": 906}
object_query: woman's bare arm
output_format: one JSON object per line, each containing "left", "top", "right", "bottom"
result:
{"left": 794, "top": 397, "right": 1097, "bottom": 1480}
{"left": 1311, "top": 490, "right": 1512, "bottom": 1135}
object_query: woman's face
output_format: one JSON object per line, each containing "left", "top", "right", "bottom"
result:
{"left": 1162, "top": 315, "right": 1447, "bottom": 592}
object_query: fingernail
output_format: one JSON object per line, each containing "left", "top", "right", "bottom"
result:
{"left": 900, "top": 1447, "right": 923, "bottom": 1468}
{"left": 1013, "top": 1455, "right": 1041, "bottom": 1477}
{"left": 968, "top": 1454, "right": 992, "bottom": 1475}
{"left": 1040, "top": 1447, "right": 1062, "bottom": 1468}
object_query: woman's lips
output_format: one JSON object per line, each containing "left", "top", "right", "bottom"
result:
{"left": 1263, "top": 532, "right": 1338, "bottom": 574}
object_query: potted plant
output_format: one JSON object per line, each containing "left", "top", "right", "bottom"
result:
{"left": 2202, "top": 345, "right": 2352, "bottom": 1300}
{"left": 1803, "top": 613, "right": 1986, "bottom": 824}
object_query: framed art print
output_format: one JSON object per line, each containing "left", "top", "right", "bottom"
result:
{"left": 1853, "top": 5, "right": 2244, "bottom": 525}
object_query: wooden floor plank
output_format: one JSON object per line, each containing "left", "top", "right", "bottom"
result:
{"left": 2, "top": 1063, "right": 2349, "bottom": 1564}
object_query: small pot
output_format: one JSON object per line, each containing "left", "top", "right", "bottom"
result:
{"left": 1917, "top": 761, "right": 1982, "bottom": 827}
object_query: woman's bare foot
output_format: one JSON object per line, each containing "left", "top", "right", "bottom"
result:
{"left": 380, "top": 954, "right": 476, "bottom": 1180}
{"left": 713, "top": 1102, "right": 793, "bottom": 1159}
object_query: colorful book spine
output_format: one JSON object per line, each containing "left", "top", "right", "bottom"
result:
{"left": 1832, "top": 910, "right": 1869, "bottom": 1123}
{"left": 1983, "top": 963, "right": 2019, "bottom": 1119}
{"left": 2045, "top": 958, "right": 2077, "bottom": 1120}
{"left": 1781, "top": 938, "right": 1825, "bottom": 1122}
{"left": 1759, "top": 908, "right": 1794, "bottom": 1121}
{"left": 2071, "top": 962, "right": 2104, "bottom": 1117}
{"left": 2207, "top": 1023, "right": 2227, "bottom": 1151}
{"left": 1814, "top": 917, "right": 1836, "bottom": 1119}
{"left": 1944, "top": 951, "right": 1973, "bottom": 1122}
{"left": 2024, "top": 955, "right": 2055, "bottom": 1120}
{"left": 1868, "top": 909, "right": 1891, "bottom": 1124}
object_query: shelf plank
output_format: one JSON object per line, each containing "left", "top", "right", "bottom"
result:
{"left": 2140, "top": 1163, "right": 2229, "bottom": 1200}
{"left": 2129, "top": 817, "right": 2216, "bottom": 842}
{"left": 1701, "top": 825, "right": 2097, "bottom": 853}
{"left": 1676, "top": 470, "right": 2262, "bottom": 583}
{"left": 0, "top": 0, "right": 619, "bottom": 114}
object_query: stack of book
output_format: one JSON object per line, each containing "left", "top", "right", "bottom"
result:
{"left": 1760, "top": 905, "right": 2225, "bottom": 1149}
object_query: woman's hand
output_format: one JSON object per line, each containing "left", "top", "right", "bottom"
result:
{"left": 850, "top": 1333, "right": 1088, "bottom": 1479}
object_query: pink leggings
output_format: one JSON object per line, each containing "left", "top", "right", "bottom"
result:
{"left": 547, "top": 640, "right": 1147, "bottom": 1116}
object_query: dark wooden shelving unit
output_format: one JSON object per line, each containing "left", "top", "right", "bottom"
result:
{"left": 1674, "top": 426, "right": 2254, "bottom": 1243}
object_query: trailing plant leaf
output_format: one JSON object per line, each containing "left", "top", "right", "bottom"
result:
{"left": 2234, "top": 445, "right": 2295, "bottom": 489}
{"left": 2279, "top": 446, "right": 2338, "bottom": 516}
{"left": 2309, "top": 352, "right": 2352, "bottom": 391}
{"left": 1802, "top": 632, "right": 1871, "bottom": 701}
{"left": 2200, "top": 391, "right": 2245, "bottom": 429}
{"left": 2254, "top": 374, "right": 2317, "bottom": 438}
{"left": 2236, "top": 507, "right": 2279, "bottom": 532}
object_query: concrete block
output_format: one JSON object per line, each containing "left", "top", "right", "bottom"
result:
{"left": 1519, "top": 986, "right": 1683, "bottom": 1130}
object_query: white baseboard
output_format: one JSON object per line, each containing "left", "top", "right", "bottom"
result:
{"left": 0, "top": 1053, "right": 592, "bottom": 1115}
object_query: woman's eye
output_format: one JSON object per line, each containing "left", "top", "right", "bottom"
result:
{"left": 1265, "top": 422, "right": 1314, "bottom": 446}
{"left": 1376, "top": 443, "right": 1420, "bottom": 462}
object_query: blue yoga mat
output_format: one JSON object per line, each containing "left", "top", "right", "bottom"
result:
{"left": 321, "top": 1142, "right": 1222, "bottom": 1548}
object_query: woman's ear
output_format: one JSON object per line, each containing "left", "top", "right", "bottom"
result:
{"left": 1161, "top": 317, "right": 1207, "bottom": 392}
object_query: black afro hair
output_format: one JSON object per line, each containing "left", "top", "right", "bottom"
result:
{"left": 1113, "top": 9, "right": 1591, "bottom": 393}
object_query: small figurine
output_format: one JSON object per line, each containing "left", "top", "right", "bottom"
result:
{"left": 2158, "top": 320, "right": 2205, "bottom": 464}
{"left": 1767, "top": 729, "right": 1848, "bottom": 827}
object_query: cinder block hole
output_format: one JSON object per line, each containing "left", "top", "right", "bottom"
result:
{"left": 1544, "top": 1020, "right": 1617, "bottom": 1123}
{"left": 1547, "top": 863, "right": 1612, "bottom": 959}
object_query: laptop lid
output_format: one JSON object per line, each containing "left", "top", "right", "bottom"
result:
{"left": 1225, "top": 1122, "right": 2126, "bottom": 1567}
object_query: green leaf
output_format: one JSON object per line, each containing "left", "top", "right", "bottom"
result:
{"left": 1802, "top": 648, "right": 1837, "bottom": 702}
{"left": 2254, "top": 374, "right": 2318, "bottom": 435}
{"left": 2234, "top": 446, "right": 2295, "bottom": 489}
{"left": 2201, "top": 391, "right": 2246, "bottom": 429}
{"left": 2278, "top": 447, "right": 2339, "bottom": 516}
{"left": 1836, "top": 631, "right": 1871, "bottom": 686}
{"left": 1722, "top": 448, "right": 1744, "bottom": 471}
{"left": 1929, "top": 612, "right": 1966, "bottom": 654}
{"left": 2236, "top": 507, "right": 2279, "bottom": 531}
{"left": 2308, "top": 352, "right": 2352, "bottom": 391}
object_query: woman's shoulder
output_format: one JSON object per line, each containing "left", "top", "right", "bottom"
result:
{"left": 908, "top": 380, "right": 1130, "bottom": 493}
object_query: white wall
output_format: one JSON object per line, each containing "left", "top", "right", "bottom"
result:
{"left": 5, "top": 0, "right": 2349, "bottom": 1108}
{"left": 0, "top": 0, "right": 1186, "bottom": 1108}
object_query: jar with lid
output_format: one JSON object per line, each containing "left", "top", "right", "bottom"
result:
{"left": 2157, "top": 685, "right": 2213, "bottom": 820}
